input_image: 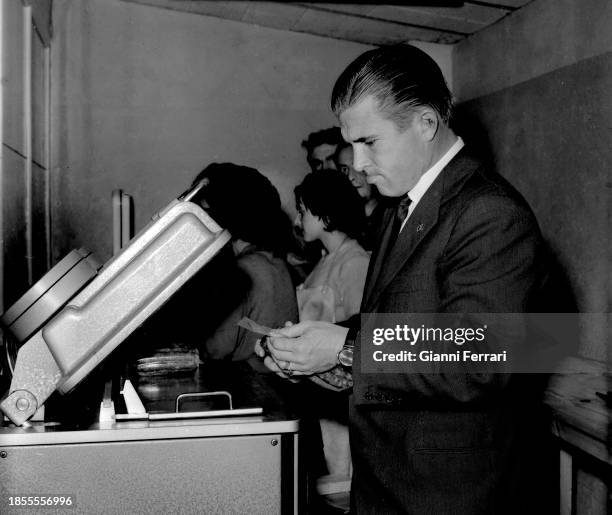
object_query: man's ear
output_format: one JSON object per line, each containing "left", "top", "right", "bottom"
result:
{"left": 418, "top": 108, "right": 439, "bottom": 142}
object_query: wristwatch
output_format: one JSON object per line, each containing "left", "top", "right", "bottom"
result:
{"left": 337, "top": 326, "right": 358, "bottom": 367}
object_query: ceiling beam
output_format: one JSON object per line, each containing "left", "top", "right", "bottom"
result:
{"left": 278, "top": 1, "right": 465, "bottom": 5}
{"left": 294, "top": 3, "right": 471, "bottom": 36}
{"left": 465, "top": 1, "right": 517, "bottom": 11}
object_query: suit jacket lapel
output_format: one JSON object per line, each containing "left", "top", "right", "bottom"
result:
{"left": 363, "top": 186, "right": 441, "bottom": 311}
{"left": 362, "top": 148, "right": 483, "bottom": 312}
{"left": 363, "top": 206, "right": 395, "bottom": 303}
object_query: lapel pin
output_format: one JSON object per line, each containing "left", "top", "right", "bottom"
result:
{"left": 416, "top": 223, "right": 424, "bottom": 233}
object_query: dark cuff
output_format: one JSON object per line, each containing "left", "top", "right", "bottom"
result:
{"left": 344, "top": 324, "right": 359, "bottom": 348}
{"left": 337, "top": 313, "right": 360, "bottom": 330}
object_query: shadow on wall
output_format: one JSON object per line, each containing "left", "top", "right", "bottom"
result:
{"left": 451, "top": 105, "right": 495, "bottom": 170}
{"left": 452, "top": 106, "right": 579, "bottom": 316}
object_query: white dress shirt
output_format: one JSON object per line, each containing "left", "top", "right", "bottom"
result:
{"left": 400, "top": 137, "right": 465, "bottom": 233}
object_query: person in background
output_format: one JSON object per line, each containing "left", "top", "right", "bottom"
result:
{"left": 301, "top": 126, "right": 344, "bottom": 172}
{"left": 190, "top": 163, "right": 298, "bottom": 371}
{"left": 293, "top": 170, "right": 370, "bottom": 500}
{"left": 287, "top": 127, "right": 345, "bottom": 283}
{"left": 294, "top": 170, "right": 369, "bottom": 326}
{"left": 335, "top": 141, "right": 384, "bottom": 250}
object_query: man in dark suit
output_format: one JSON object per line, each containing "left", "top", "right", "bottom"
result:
{"left": 258, "top": 45, "right": 548, "bottom": 514}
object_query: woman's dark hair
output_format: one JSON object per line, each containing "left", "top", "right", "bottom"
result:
{"left": 294, "top": 170, "right": 365, "bottom": 241}
{"left": 190, "top": 163, "right": 292, "bottom": 256}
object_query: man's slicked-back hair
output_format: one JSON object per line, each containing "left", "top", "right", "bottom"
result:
{"left": 331, "top": 44, "right": 453, "bottom": 127}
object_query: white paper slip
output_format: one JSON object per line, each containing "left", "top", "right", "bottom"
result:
{"left": 237, "top": 317, "right": 278, "bottom": 337}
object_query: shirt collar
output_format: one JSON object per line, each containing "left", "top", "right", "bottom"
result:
{"left": 399, "top": 137, "right": 464, "bottom": 232}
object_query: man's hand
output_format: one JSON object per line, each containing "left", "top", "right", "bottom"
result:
{"left": 254, "top": 321, "right": 348, "bottom": 376}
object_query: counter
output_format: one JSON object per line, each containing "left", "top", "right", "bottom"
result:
{"left": 0, "top": 362, "right": 300, "bottom": 514}
{"left": 544, "top": 356, "right": 610, "bottom": 515}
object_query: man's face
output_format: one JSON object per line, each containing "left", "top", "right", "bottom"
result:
{"left": 337, "top": 146, "right": 371, "bottom": 200}
{"left": 339, "top": 95, "right": 429, "bottom": 197}
{"left": 309, "top": 143, "right": 338, "bottom": 172}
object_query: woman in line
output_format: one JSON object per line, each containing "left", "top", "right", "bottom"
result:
{"left": 294, "top": 170, "right": 370, "bottom": 327}
{"left": 190, "top": 162, "right": 298, "bottom": 371}
{"left": 293, "top": 170, "right": 370, "bottom": 499}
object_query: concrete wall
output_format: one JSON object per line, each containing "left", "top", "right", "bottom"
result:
{"left": 453, "top": 0, "right": 611, "bottom": 360}
{"left": 51, "top": 0, "right": 367, "bottom": 263}
{"left": 50, "top": 0, "right": 453, "bottom": 266}
{"left": 1, "top": 0, "right": 27, "bottom": 309}
{"left": 51, "top": 0, "right": 372, "bottom": 262}
{"left": 1, "top": 0, "right": 51, "bottom": 308}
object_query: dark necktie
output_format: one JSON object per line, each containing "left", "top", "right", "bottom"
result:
{"left": 383, "top": 194, "right": 412, "bottom": 261}
{"left": 390, "top": 194, "right": 412, "bottom": 240}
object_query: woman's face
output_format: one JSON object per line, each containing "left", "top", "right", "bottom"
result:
{"left": 337, "top": 146, "right": 372, "bottom": 200}
{"left": 294, "top": 201, "right": 325, "bottom": 242}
